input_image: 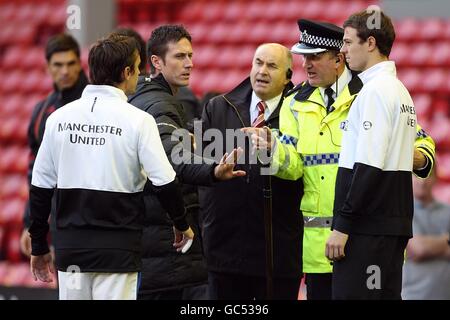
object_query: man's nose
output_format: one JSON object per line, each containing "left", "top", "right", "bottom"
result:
{"left": 185, "top": 56, "right": 193, "bottom": 68}
{"left": 61, "top": 65, "right": 70, "bottom": 74}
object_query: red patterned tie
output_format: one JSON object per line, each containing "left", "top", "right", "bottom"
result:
{"left": 252, "top": 101, "right": 266, "bottom": 128}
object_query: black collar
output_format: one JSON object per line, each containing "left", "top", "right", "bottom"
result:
{"left": 152, "top": 73, "right": 174, "bottom": 95}
{"left": 55, "top": 71, "right": 89, "bottom": 105}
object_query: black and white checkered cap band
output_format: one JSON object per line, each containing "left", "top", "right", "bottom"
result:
{"left": 301, "top": 30, "right": 343, "bottom": 50}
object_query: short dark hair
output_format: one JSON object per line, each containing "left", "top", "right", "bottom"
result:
{"left": 45, "top": 33, "right": 80, "bottom": 62}
{"left": 147, "top": 24, "right": 191, "bottom": 75}
{"left": 343, "top": 9, "right": 396, "bottom": 57}
{"left": 88, "top": 34, "right": 139, "bottom": 86}
{"left": 112, "top": 27, "right": 147, "bottom": 74}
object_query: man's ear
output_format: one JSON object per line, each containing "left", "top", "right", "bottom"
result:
{"left": 122, "top": 66, "right": 132, "bottom": 81}
{"left": 151, "top": 55, "right": 163, "bottom": 72}
{"left": 367, "top": 36, "right": 377, "bottom": 52}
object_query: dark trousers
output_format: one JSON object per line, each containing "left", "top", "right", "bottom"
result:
{"left": 138, "top": 284, "right": 208, "bottom": 300}
{"left": 208, "top": 271, "right": 301, "bottom": 300}
{"left": 332, "top": 234, "right": 409, "bottom": 300}
{"left": 305, "top": 273, "right": 332, "bottom": 300}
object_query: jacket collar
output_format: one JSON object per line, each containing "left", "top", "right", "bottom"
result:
{"left": 222, "top": 77, "right": 293, "bottom": 126}
{"left": 358, "top": 61, "right": 396, "bottom": 85}
{"left": 54, "top": 71, "right": 89, "bottom": 105}
{"left": 294, "top": 70, "right": 363, "bottom": 103}
{"left": 222, "top": 77, "right": 254, "bottom": 126}
{"left": 82, "top": 84, "right": 128, "bottom": 101}
{"left": 151, "top": 73, "right": 174, "bottom": 95}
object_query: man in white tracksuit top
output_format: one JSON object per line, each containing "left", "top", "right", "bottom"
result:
{"left": 28, "top": 34, "right": 195, "bottom": 300}
{"left": 326, "top": 10, "right": 419, "bottom": 299}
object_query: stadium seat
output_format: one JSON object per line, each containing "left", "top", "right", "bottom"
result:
{"left": 0, "top": 175, "right": 28, "bottom": 201}
{"left": 434, "top": 182, "right": 450, "bottom": 204}
{"left": 428, "top": 116, "right": 450, "bottom": 150}
{"left": 412, "top": 94, "right": 432, "bottom": 120}
{"left": 397, "top": 68, "right": 421, "bottom": 94}
{"left": 201, "top": 2, "right": 225, "bottom": 23}
{"left": 395, "top": 18, "right": 420, "bottom": 43}
{"left": 422, "top": 69, "right": 447, "bottom": 94}
{"left": 430, "top": 42, "right": 450, "bottom": 67}
{"left": 389, "top": 42, "right": 409, "bottom": 67}
{"left": 419, "top": 18, "right": 444, "bottom": 41}
{"left": 206, "top": 23, "right": 233, "bottom": 45}
{"left": 193, "top": 45, "right": 220, "bottom": 69}
{"left": 408, "top": 42, "right": 432, "bottom": 67}
{"left": 0, "top": 198, "right": 25, "bottom": 227}
{"left": 222, "top": 1, "right": 245, "bottom": 22}
{"left": 437, "top": 153, "right": 450, "bottom": 183}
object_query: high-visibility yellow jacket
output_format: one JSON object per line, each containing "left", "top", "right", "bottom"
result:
{"left": 272, "top": 75, "right": 435, "bottom": 273}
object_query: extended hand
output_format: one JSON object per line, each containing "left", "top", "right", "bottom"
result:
{"left": 30, "top": 253, "right": 55, "bottom": 283}
{"left": 325, "top": 230, "right": 349, "bottom": 261}
{"left": 214, "top": 147, "right": 246, "bottom": 180}
{"left": 241, "top": 126, "right": 274, "bottom": 153}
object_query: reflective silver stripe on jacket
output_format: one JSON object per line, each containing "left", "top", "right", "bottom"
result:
{"left": 303, "top": 216, "right": 333, "bottom": 228}
{"left": 303, "top": 153, "right": 340, "bottom": 167}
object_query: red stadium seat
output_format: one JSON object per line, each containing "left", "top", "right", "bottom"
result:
{"left": 194, "top": 45, "right": 220, "bottom": 69}
{"left": 201, "top": 2, "right": 225, "bottom": 23}
{"left": 2, "top": 46, "right": 23, "bottom": 70}
{"left": 23, "top": 46, "right": 46, "bottom": 70}
{"left": 434, "top": 182, "right": 450, "bottom": 204}
{"left": 419, "top": 18, "right": 445, "bottom": 41}
{"left": 295, "top": 1, "right": 323, "bottom": 20}
{"left": 0, "top": 198, "right": 25, "bottom": 227}
{"left": 429, "top": 42, "right": 450, "bottom": 67}
{"left": 412, "top": 94, "right": 432, "bottom": 121}
{"left": 247, "top": 22, "right": 271, "bottom": 44}
{"left": 408, "top": 42, "right": 432, "bottom": 67}
{"left": 428, "top": 116, "right": 450, "bottom": 150}
{"left": 2, "top": 71, "right": 25, "bottom": 93}
{"left": 432, "top": 97, "right": 450, "bottom": 116}
{"left": 23, "top": 71, "right": 46, "bottom": 93}
{"left": 175, "top": 0, "right": 204, "bottom": 23}
{"left": 222, "top": 1, "right": 246, "bottom": 22}
{"left": 395, "top": 18, "right": 420, "bottom": 43}
{"left": 436, "top": 153, "right": 450, "bottom": 183}
{"left": 422, "top": 69, "right": 447, "bottom": 94}
{"left": 390, "top": 42, "right": 409, "bottom": 67}
{"left": 206, "top": 23, "right": 233, "bottom": 45}
{"left": 271, "top": 22, "right": 298, "bottom": 45}
{"left": 0, "top": 174, "right": 28, "bottom": 200}
{"left": 397, "top": 68, "right": 421, "bottom": 94}
{"left": 322, "top": 1, "right": 348, "bottom": 25}
{"left": 0, "top": 2, "right": 16, "bottom": 22}
{"left": 186, "top": 22, "right": 209, "bottom": 44}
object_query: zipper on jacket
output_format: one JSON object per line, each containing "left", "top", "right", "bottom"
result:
{"left": 91, "top": 97, "right": 98, "bottom": 112}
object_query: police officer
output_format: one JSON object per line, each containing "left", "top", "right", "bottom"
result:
{"left": 245, "top": 19, "right": 435, "bottom": 300}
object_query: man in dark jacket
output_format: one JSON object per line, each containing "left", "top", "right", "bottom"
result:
{"left": 128, "top": 25, "right": 244, "bottom": 300}
{"left": 200, "top": 43, "right": 304, "bottom": 299}
{"left": 20, "top": 33, "right": 89, "bottom": 257}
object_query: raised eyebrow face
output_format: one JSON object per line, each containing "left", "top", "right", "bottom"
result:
{"left": 254, "top": 57, "right": 279, "bottom": 69}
